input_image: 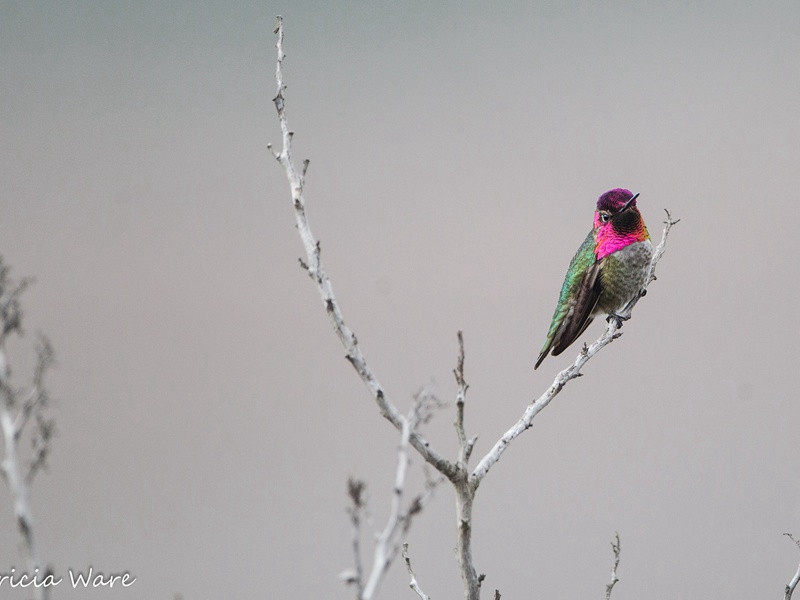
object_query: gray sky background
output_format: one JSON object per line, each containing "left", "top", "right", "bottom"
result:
{"left": 2, "top": 1, "right": 800, "bottom": 598}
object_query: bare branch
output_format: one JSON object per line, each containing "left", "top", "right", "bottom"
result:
{"left": 360, "top": 396, "right": 441, "bottom": 600}
{"left": 787, "top": 565, "right": 800, "bottom": 600}
{"left": 343, "top": 478, "right": 367, "bottom": 595}
{"left": 470, "top": 212, "right": 679, "bottom": 485}
{"left": 271, "top": 18, "right": 679, "bottom": 600}
{"left": 20, "top": 337, "right": 55, "bottom": 483}
{"left": 271, "top": 20, "right": 450, "bottom": 599}
{"left": 402, "top": 544, "right": 430, "bottom": 600}
{"left": 453, "top": 331, "right": 473, "bottom": 467}
{"left": 448, "top": 332, "right": 482, "bottom": 599}
{"left": 453, "top": 474, "right": 481, "bottom": 600}
{"left": 784, "top": 533, "right": 800, "bottom": 600}
{"left": 605, "top": 532, "right": 621, "bottom": 600}
{"left": 0, "top": 270, "right": 33, "bottom": 349}
{"left": 26, "top": 412, "right": 55, "bottom": 485}
{"left": 341, "top": 388, "right": 444, "bottom": 599}
{"left": 0, "top": 257, "right": 52, "bottom": 600}
{"left": 269, "top": 16, "right": 455, "bottom": 481}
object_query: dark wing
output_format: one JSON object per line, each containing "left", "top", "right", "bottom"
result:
{"left": 550, "top": 260, "right": 603, "bottom": 356}
{"left": 535, "top": 231, "right": 604, "bottom": 369}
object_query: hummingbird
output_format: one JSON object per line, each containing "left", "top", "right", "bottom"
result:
{"left": 534, "top": 188, "right": 652, "bottom": 370}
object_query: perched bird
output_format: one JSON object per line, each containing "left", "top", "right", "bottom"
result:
{"left": 534, "top": 188, "right": 652, "bottom": 370}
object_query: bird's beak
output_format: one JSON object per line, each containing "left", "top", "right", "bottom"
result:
{"left": 619, "top": 192, "right": 640, "bottom": 213}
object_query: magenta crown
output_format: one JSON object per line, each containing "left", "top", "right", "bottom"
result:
{"left": 597, "top": 188, "right": 637, "bottom": 212}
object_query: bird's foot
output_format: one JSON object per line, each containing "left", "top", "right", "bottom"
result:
{"left": 606, "top": 312, "right": 630, "bottom": 328}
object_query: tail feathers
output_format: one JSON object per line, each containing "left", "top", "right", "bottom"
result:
{"left": 534, "top": 314, "right": 596, "bottom": 370}
{"left": 534, "top": 347, "right": 549, "bottom": 370}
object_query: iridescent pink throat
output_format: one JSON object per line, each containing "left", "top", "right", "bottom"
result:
{"left": 593, "top": 214, "right": 649, "bottom": 260}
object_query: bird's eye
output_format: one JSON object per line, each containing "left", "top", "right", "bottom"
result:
{"left": 600, "top": 212, "right": 610, "bottom": 223}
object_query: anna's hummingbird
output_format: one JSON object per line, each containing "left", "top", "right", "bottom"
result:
{"left": 534, "top": 188, "right": 652, "bottom": 370}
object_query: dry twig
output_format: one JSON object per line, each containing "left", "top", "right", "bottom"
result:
{"left": 605, "top": 533, "right": 621, "bottom": 600}
{"left": 0, "top": 257, "right": 54, "bottom": 600}
{"left": 403, "top": 544, "right": 430, "bottom": 600}
{"left": 342, "top": 390, "right": 442, "bottom": 600}
{"left": 784, "top": 533, "right": 800, "bottom": 600}
{"left": 269, "top": 17, "right": 677, "bottom": 600}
